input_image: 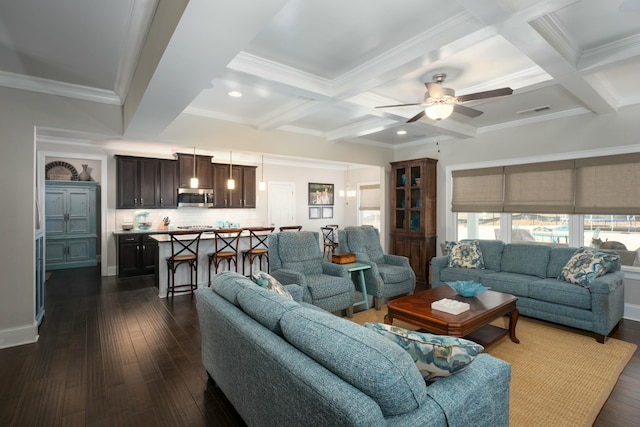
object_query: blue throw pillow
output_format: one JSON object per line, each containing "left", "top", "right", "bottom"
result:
{"left": 445, "top": 240, "right": 485, "bottom": 269}
{"left": 558, "top": 247, "right": 619, "bottom": 287}
{"left": 364, "top": 322, "right": 484, "bottom": 380}
{"left": 251, "top": 270, "right": 293, "bottom": 299}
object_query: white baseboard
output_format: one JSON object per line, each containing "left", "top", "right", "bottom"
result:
{"left": 624, "top": 303, "right": 640, "bottom": 322}
{"left": 0, "top": 322, "right": 38, "bottom": 349}
{"left": 107, "top": 266, "right": 117, "bottom": 276}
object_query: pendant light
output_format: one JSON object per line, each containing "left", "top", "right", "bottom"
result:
{"left": 227, "top": 150, "right": 235, "bottom": 190}
{"left": 258, "top": 154, "right": 266, "bottom": 191}
{"left": 190, "top": 146, "right": 199, "bottom": 188}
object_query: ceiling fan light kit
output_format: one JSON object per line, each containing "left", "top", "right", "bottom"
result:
{"left": 375, "top": 73, "right": 512, "bottom": 123}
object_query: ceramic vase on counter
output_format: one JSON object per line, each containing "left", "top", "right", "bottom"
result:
{"left": 79, "top": 164, "right": 91, "bottom": 181}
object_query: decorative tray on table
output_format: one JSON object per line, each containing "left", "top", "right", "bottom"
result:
{"left": 432, "top": 298, "right": 470, "bottom": 315}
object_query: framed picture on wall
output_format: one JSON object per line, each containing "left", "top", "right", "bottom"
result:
{"left": 322, "top": 207, "right": 333, "bottom": 219}
{"left": 309, "top": 206, "right": 321, "bottom": 219}
{"left": 308, "top": 183, "right": 334, "bottom": 205}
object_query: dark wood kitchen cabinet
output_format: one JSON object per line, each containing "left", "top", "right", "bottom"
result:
{"left": 178, "top": 153, "right": 212, "bottom": 189}
{"left": 211, "top": 164, "right": 256, "bottom": 208}
{"left": 117, "top": 234, "right": 157, "bottom": 277}
{"left": 116, "top": 156, "right": 177, "bottom": 208}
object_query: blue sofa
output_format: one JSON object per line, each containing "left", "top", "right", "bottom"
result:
{"left": 195, "top": 272, "right": 511, "bottom": 427}
{"left": 431, "top": 240, "right": 625, "bottom": 343}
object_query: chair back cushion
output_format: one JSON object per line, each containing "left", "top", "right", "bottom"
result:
{"left": 344, "top": 226, "right": 385, "bottom": 264}
{"left": 271, "top": 231, "right": 324, "bottom": 275}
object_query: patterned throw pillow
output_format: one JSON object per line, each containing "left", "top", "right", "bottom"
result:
{"left": 363, "top": 322, "right": 484, "bottom": 380}
{"left": 445, "top": 240, "right": 485, "bottom": 269}
{"left": 251, "top": 271, "right": 293, "bottom": 299}
{"left": 559, "top": 247, "right": 619, "bottom": 287}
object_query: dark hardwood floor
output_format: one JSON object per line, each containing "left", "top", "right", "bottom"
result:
{"left": 0, "top": 267, "right": 638, "bottom": 426}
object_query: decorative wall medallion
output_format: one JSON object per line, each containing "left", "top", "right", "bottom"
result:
{"left": 45, "top": 161, "right": 78, "bottom": 180}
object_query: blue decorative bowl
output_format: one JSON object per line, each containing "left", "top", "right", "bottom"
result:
{"left": 446, "top": 281, "right": 490, "bottom": 297}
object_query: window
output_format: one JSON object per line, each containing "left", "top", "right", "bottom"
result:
{"left": 456, "top": 212, "right": 501, "bottom": 240}
{"left": 358, "top": 183, "right": 381, "bottom": 229}
{"left": 585, "top": 215, "right": 640, "bottom": 266}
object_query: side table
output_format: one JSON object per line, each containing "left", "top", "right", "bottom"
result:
{"left": 342, "top": 262, "right": 371, "bottom": 310}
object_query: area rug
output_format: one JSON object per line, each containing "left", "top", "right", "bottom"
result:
{"left": 350, "top": 309, "right": 637, "bottom": 427}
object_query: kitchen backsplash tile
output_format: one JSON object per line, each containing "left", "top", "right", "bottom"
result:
{"left": 116, "top": 209, "right": 263, "bottom": 229}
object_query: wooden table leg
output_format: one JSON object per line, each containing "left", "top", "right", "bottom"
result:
{"left": 384, "top": 313, "right": 393, "bottom": 325}
{"left": 509, "top": 308, "right": 520, "bottom": 343}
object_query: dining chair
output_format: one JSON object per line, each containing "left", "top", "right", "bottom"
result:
{"left": 166, "top": 230, "right": 204, "bottom": 298}
{"left": 208, "top": 228, "right": 243, "bottom": 285}
{"left": 321, "top": 225, "right": 339, "bottom": 260}
{"left": 242, "top": 226, "right": 275, "bottom": 276}
{"left": 279, "top": 225, "right": 302, "bottom": 232}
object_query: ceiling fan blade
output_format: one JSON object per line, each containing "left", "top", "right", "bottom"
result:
{"left": 406, "top": 110, "right": 425, "bottom": 123}
{"left": 453, "top": 104, "right": 483, "bottom": 117}
{"left": 425, "top": 82, "right": 443, "bottom": 98}
{"left": 456, "top": 87, "right": 513, "bottom": 103}
{"left": 375, "top": 102, "right": 422, "bottom": 109}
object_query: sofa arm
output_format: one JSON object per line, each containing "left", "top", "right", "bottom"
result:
{"left": 284, "top": 284, "right": 304, "bottom": 303}
{"left": 383, "top": 253, "right": 411, "bottom": 267}
{"left": 430, "top": 256, "right": 449, "bottom": 287}
{"left": 322, "top": 262, "right": 349, "bottom": 278}
{"left": 589, "top": 271, "right": 625, "bottom": 294}
{"left": 271, "top": 269, "right": 305, "bottom": 285}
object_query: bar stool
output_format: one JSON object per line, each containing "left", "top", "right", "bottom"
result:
{"left": 279, "top": 225, "right": 302, "bottom": 232}
{"left": 321, "top": 225, "right": 339, "bottom": 260}
{"left": 207, "top": 228, "right": 243, "bottom": 285}
{"left": 242, "top": 227, "right": 275, "bottom": 277}
{"left": 166, "top": 230, "right": 203, "bottom": 298}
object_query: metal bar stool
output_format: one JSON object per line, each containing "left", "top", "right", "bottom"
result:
{"left": 166, "top": 230, "right": 204, "bottom": 298}
{"left": 242, "top": 226, "right": 275, "bottom": 277}
{"left": 279, "top": 225, "right": 302, "bottom": 232}
{"left": 208, "top": 227, "right": 243, "bottom": 285}
{"left": 321, "top": 225, "right": 339, "bottom": 260}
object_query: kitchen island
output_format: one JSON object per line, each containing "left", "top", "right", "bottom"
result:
{"left": 150, "top": 229, "right": 262, "bottom": 298}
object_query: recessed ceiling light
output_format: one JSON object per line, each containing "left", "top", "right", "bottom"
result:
{"left": 397, "top": 130, "right": 407, "bottom": 135}
{"left": 228, "top": 91, "right": 243, "bottom": 98}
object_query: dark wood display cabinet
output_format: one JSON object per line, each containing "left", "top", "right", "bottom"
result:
{"left": 178, "top": 153, "right": 213, "bottom": 189}
{"left": 211, "top": 164, "right": 257, "bottom": 208}
{"left": 389, "top": 157, "right": 438, "bottom": 287}
{"left": 116, "top": 156, "right": 178, "bottom": 208}
{"left": 117, "top": 234, "right": 158, "bottom": 277}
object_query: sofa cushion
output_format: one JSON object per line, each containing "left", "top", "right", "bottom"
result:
{"left": 252, "top": 270, "right": 293, "bottom": 299}
{"left": 500, "top": 244, "right": 550, "bottom": 278}
{"left": 211, "top": 271, "right": 258, "bottom": 305}
{"left": 304, "top": 273, "right": 353, "bottom": 299}
{"left": 559, "top": 247, "right": 620, "bottom": 287}
{"left": 237, "top": 285, "right": 301, "bottom": 335}
{"left": 440, "top": 267, "right": 497, "bottom": 284}
{"left": 546, "top": 247, "right": 581, "bottom": 278}
{"left": 446, "top": 240, "right": 485, "bottom": 269}
{"left": 474, "top": 240, "right": 505, "bottom": 272}
{"left": 280, "top": 308, "right": 427, "bottom": 417}
{"left": 364, "top": 323, "right": 484, "bottom": 380}
{"left": 528, "top": 278, "right": 592, "bottom": 310}
{"left": 481, "top": 272, "right": 532, "bottom": 298}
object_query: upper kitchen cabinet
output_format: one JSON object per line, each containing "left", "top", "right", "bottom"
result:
{"left": 177, "top": 153, "right": 212, "bottom": 189}
{"left": 211, "top": 164, "right": 256, "bottom": 208}
{"left": 116, "top": 156, "right": 177, "bottom": 209}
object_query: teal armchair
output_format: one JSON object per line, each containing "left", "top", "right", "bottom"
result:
{"left": 342, "top": 226, "right": 416, "bottom": 310}
{"left": 268, "top": 231, "right": 355, "bottom": 316}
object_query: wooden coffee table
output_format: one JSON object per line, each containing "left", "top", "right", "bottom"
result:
{"left": 385, "top": 286, "right": 520, "bottom": 347}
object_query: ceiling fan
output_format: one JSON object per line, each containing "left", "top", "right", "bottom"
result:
{"left": 375, "top": 73, "right": 513, "bottom": 122}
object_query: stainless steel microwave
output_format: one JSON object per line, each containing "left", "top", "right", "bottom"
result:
{"left": 177, "top": 188, "right": 214, "bottom": 208}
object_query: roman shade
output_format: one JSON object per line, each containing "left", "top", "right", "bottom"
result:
{"left": 452, "top": 153, "right": 640, "bottom": 214}
{"left": 359, "top": 184, "right": 381, "bottom": 211}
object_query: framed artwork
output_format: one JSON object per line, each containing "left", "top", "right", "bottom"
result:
{"left": 308, "top": 183, "right": 334, "bottom": 205}
{"left": 322, "top": 207, "right": 333, "bottom": 219}
{"left": 309, "top": 206, "right": 321, "bottom": 219}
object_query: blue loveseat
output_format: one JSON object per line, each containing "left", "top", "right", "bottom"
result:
{"left": 195, "top": 271, "right": 511, "bottom": 427}
{"left": 431, "top": 240, "right": 625, "bottom": 342}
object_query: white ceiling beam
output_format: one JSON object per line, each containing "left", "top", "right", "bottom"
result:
{"left": 123, "top": 0, "right": 288, "bottom": 138}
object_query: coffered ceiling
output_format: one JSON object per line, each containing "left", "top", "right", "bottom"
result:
{"left": 1, "top": 0, "right": 639, "bottom": 148}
